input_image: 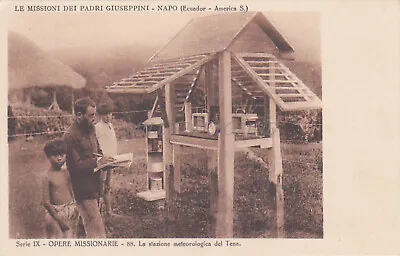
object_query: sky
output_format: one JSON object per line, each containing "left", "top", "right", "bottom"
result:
{"left": 7, "top": 9, "right": 320, "bottom": 63}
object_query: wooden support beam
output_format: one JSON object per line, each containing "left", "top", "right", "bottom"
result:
{"left": 208, "top": 147, "right": 218, "bottom": 236}
{"left": 269, "top": 128, "right": 285, "bottom": 238}
{"left": 164, "top": 84, "right": 176, "bottom": 232}
{"left": 48, "top": 89, "right": 60, "bottom": 111}
{"left": 170, "top": 135, "right": 218, "bottom": 150}
{"left": 71, "top": 90, "right": 75, "bottom": 115}
{"left": 173, "top": 145, "right": 182, "bottom": 194}
{"left": 264, "top": 96, "right": 269, "bottom": 136}
{"left": 205, "top": 59, "right": 218, "bottom": 113}
{"left": 235, "top": 52, "right": 275, "bottom": 58}
{"left": 184, "top": 102, "right": 193, "bottom": 132}
{"left": 216, "top": 51, "right": 235, "bottom": 238}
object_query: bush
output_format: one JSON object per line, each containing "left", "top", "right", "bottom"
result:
{"left": 113, "top": 119, "right": 145, "bottom": 140}
{"left": 278, "top": 110, "right": 322, "bottom": 143}
{"left": 11, "top": 104, "right": 73, "bottom": 138}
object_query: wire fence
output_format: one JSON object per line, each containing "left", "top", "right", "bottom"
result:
{"left": 7, "top": 108, "right": 322, "bottom": 138}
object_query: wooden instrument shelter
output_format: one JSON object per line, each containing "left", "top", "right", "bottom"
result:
{"left": 106, "top": 12, "right": 322, "bottom": 238}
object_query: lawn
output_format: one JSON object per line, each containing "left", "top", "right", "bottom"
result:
{"left": 8, "top": 136, "right": 322, "bottom": 238}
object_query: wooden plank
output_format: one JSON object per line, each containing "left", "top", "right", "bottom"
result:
{"left": 141, "top": 67, "right": 183, "bottom": 74}
{"left": 164, "top": 84, "right": 176, "bottom": 225}
{"left": 137, "top": 190, "right": 166, "bottom": 201}
{"left": 149, "top": 62, "right": 193, "bottom": 69}
{"left": 281, "top": 100, "right": 323, "bottom": 111}
{"left": 154, "top": 54, "right": 209, "bottom": 64}
{"left": 106, "top": 87, "right": 147, "bottom": 94}
{"left": 216, "top": 51, "right": 235, "bottom": 238}
{"left": 128, "top": 74, "right": 169, "bottom": 79}
{"left": 274, "top": 86, "right": 299, "bottom": 90}
{"left": 235, "top": 52, "right": 275, "bottom": 58}
{"left": 264, "top": 96, "right": 269, "bottom": 136}
{"left": 173, "top": 145, "right": 182, "bottom": 194}
{"left": 269, "top": 61, "right": 277, "bottom": 135}
{"left": 184, "top": 102, "right": 193, "bottom": 132}
{"left": 208, "top": 147, "right": 218, "bottom": 236}
{"left": 252, "top": 67, "right": 281, "bottom": 71}
{"left": 263, "top": 79, "right": 299, "bottom": 84}
{"left": 278, "top": 93, "right": 313, "bottom": 98}
{"left": 258, "top": 73, "right": 287, "bottom": 77}
{"left": 234, "top": 138, "right": 272, "bottom": 149}
{"left": 205, "top": 58, "right": 218, "bottom": 112}
{"left": 270, "top": 128, "right": 285, "bottom": 238}
{"left": 135, "top": 80, "right": 162, "bottom": 85}
{"left": 246, "top": 60, "right": 278, "bottom": 65}
{"left": 170, "top": 135, "right": 218, "bottom": 150}
{"left": 115, "top": 81, "right": 152, "bottom": 86}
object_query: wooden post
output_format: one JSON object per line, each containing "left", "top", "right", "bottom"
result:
{"left": 173, "top": 144, "right": 182, "bottom": 194}
{"left": 184, "top": 102, "right": 193, "bottom": 132}
{"left": 49, "top": 89, "right": 60, "bottom": 111}
{"left": 271, "top": 128, "right": 285, "bottom": 237}
{"left": 205, "top": 59, "right": 218, "bottom": 112}
{"left": 269, "top": 61, "right": 277, "bottom": 183}
{"left": 208, "top": 145, "right": 218, "bottom": 236}
{"left": 264, "top": 96, "right": 269, "bottom": 137}
{"left": 71, "top": 90, "right": 75, "bottom": 115}
{"left": 164, "top": 84, "right": 176, "bottom": 233}
{"left": 216, "top": 51, "right": 235, "bottom": 238}
{"left": 268, "top": 61, "right": 285, "bottom": 238}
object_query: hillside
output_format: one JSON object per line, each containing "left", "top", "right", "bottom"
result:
{"left": 50, "top": 44, "right": 158, "bottom": 89}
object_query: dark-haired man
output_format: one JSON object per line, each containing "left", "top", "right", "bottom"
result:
{"left": 63, "top": 97, "right": 113, "bottom": 238}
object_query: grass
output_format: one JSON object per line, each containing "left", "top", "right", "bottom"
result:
{"left": 9, "top": 137, "right": 323, "bottom": 238}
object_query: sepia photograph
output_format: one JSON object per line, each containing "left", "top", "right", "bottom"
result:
{"left": 6, "top": 9, "right": 324, "bottom": 240}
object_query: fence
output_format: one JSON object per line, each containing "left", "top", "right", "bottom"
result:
{"left": 7, "top": 107, "right": 322, "bottom": 141}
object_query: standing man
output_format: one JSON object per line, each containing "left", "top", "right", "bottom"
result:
{"left": 63, "top": 97, "right": 112, "bottom": 238}
{"left": 95, "top": 104, "right": 117, "bottom": 218}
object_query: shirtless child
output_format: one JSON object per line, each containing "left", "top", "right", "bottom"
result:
{"left": 42, "top": 138, "right": 79, "bottom": 238}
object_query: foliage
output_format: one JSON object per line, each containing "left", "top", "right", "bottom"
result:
{"left": 278, "top": 109, "right": 322, "bottom": 143}
{"left": 11, "top": 104, "right": 73, "bottom": 137}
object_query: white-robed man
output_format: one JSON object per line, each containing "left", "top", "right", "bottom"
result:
{"left": 95, "top": 104, "right": 118, "bottom": 219}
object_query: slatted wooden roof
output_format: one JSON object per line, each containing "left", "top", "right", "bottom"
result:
{"left": 106, "top": 53, "right": 215, "bottom": 94}
{"left": 232, "top": 53, "right": 322, "bottom": 111}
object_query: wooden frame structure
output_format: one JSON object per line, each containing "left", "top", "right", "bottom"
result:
{"left": 106, "top": 12, "right": 322, "bottom": 238}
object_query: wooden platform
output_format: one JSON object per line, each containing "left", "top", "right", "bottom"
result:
{"left": 170, "top": 134, "right": 272, "bottom": 150}
{"left": 137, "top": 190, "right": 166, "bottom": 201}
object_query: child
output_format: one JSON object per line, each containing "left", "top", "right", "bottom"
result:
{"left": 42, "top": 138, "right": 79, "bottom": 238}
{"left": 95, "top": 104, "right": 118, "bottom": 218}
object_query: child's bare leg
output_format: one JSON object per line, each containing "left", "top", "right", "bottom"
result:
{"left": 104, "top": 170, "right": 113, "bottom": 216}
{"left": 44, "top": 213, "right": 62, "bottom": 238}
{"left": 76, "top": 199, "right": 106, "bottom": 238}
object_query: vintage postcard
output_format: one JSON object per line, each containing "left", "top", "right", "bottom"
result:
{"left": 1, "top": 0, "right": 399, "bottom": 255}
